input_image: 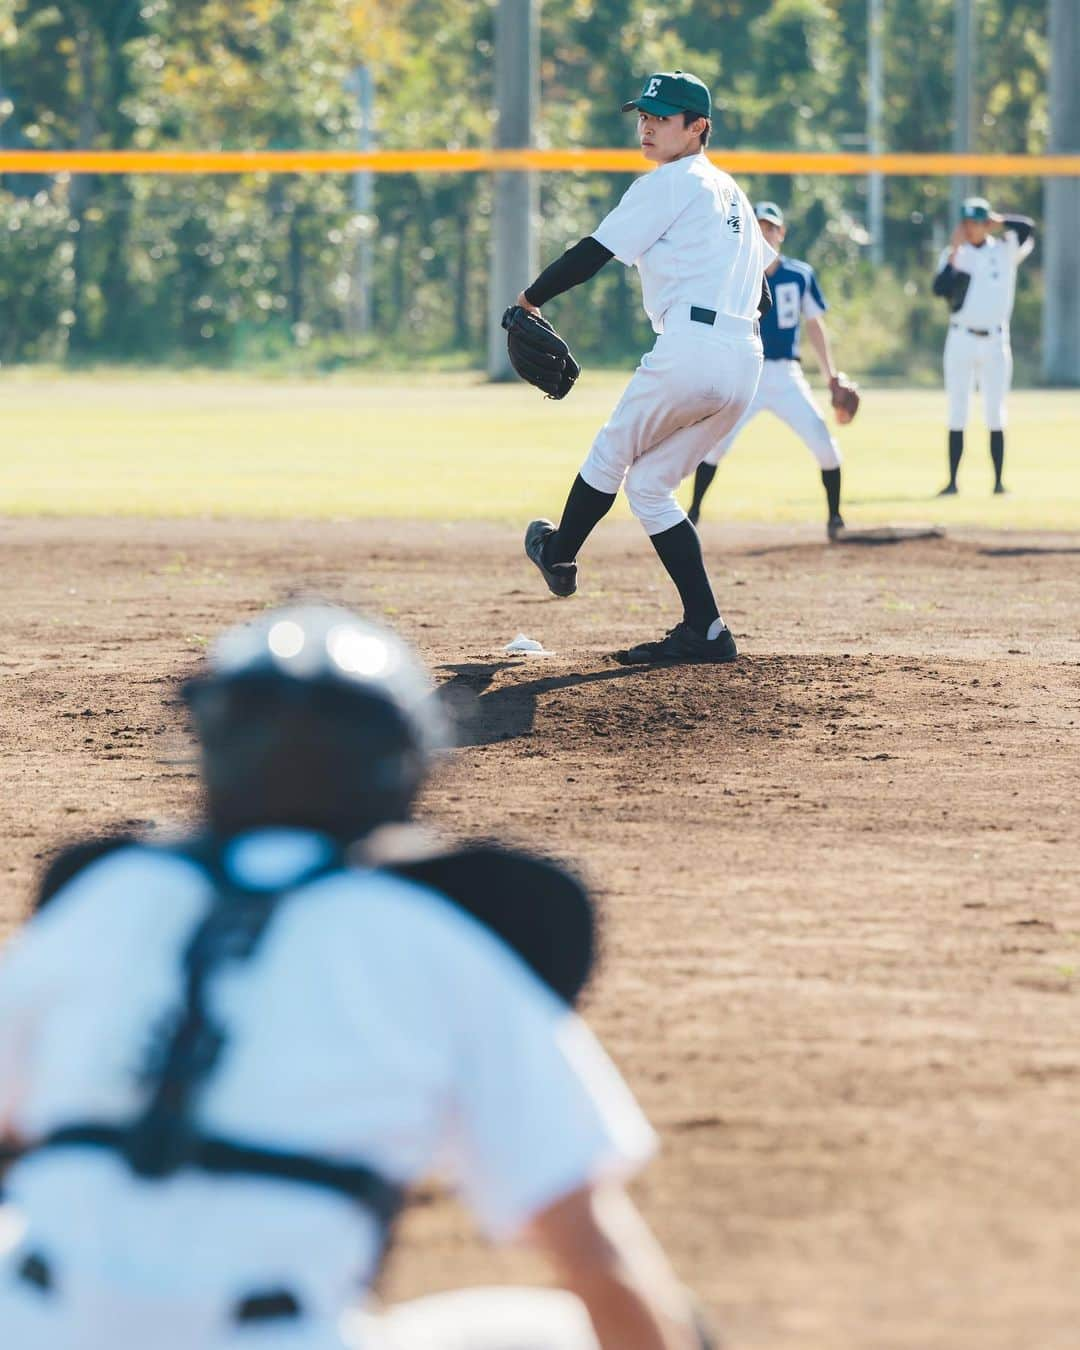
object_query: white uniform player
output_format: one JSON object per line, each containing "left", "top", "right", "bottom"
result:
{"left": 688, "top": 202, "right": 848, "bottom": 539}
{"left": 932, "top": 196, "right": 1035, "bottom": 495}
{"left": 0, "top": 607, "right": 712, "bottom": 1350}
{"left": 518, "top": 71, "right": 774, "bottom": 665}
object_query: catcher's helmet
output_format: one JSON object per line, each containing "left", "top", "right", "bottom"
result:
{"left": 184, "top": 605, "right": 447, "bottom": 840}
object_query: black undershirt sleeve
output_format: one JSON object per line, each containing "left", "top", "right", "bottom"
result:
{"left": 1001, "top": 214, "right": 1035, "bottom": 247}
{"left": 758, "top": 274, "right": 773, "bottom": 318}
{"left": 523, "top": 236, "right": 614, "bottom": 308}
{"left": 932, "top": 263, "right": 959, "bottom": 299}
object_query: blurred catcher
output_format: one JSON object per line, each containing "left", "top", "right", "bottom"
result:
{"left": 0, "top": 604, "right": 714, "bottom": 1350}
{"left": 931, "top": 196, "right": 1035, "bottom": 497}
{"left": 687, "top": 202, "right": 857, "bottom": 541}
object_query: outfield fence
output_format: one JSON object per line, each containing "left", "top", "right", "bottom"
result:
{"left": 2, "top": 150, "right": 1080, "bottom": 176}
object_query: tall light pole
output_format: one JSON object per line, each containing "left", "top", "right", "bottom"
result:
{"left": 346, "top": 64, "right": 375, "bottom": 338}
{"left": 1042, "top": 0, "right": 1080, "bottom": 384}
{"left": 950, "top": 0, "right": 975, "bottom": 223}
{"left": 488, "top": 0, "right": 539, "bottom": 380}
{"left": 867, "top": 0, "right": 884, "bottom": 265}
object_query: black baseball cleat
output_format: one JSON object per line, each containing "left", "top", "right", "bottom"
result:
{"left": 993, "top": 482, "right": 1008, "bottom": 495}
{"left": 827, "top": 512, "right": 845, "bottom": 541}
{"left": 937, "top": 483, "right": 958, "bottom": 496}
{"left": 524, "top": 519, "right": 577, "bottom": 597}
{"left": 613, "top": 622, "right": 738, "bottom": 666}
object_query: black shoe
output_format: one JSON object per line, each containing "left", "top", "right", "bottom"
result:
{"left": 937, "top": 483, "right": 958, "bottom": 497}
{"left": 993, "top": 482, "right": 1007, "bottom": 495}
{"left": 524, "top": 519, "right": 577, "bottom": 597}
{"left": 614, "top": 622, "right": 738, "bottom": 666}
{"left": 827, "top": 512, "right": 845, "bottom": 541}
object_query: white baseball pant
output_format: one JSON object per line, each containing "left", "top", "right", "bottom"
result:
{"left": 944, "top": 324, "right": 1012, "bottom": 432}
{"left": 580, "top": 306, "right": 763, "bottom": 535}
{"left": 702, "top": 358, "right": 840, "bottom": 470}
{"left": 356, "top": 1287, "right": 600, "bottom": 1349}
{"left": 0, "top": 1278, "right": 599, "bottom": 1349}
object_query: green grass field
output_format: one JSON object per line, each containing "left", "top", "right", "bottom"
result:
{"left": 3, "top": 369, "right": 1079, "bottom": 529}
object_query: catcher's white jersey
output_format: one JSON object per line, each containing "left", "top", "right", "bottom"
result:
{"left": 936, "top": 230, "right": 1033, "bottom": 332}
{"left": 0, "top": 830, "right": 655, "bottom": 1349}
{"left": 593, "top": 150, "right": 776, "bottom": 332}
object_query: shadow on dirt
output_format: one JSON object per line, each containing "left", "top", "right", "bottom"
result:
{"left": 436, "top": 661, "right": 659, "bottom": 746}
{"left": 742, "top": 525, "right": 944, "bottom": 557}
{"left": 977, "top": 546, "right": 1080, "bottom": 558}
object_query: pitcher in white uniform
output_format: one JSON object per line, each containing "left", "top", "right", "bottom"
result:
{"left": 518, "top": 70, "right": 774, "bottom": 666}
{"left": 931, "top": 195, "right": 1035, "bottom": 496}
{"left": 0, "top": 605, "right": 716, "bottom": 1350}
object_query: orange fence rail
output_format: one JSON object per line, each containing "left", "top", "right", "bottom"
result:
{"left": 1, "top": 149, "right": 1080, "bottom": 176}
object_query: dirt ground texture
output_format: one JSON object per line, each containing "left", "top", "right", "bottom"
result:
{"left": 1, "top": 517, "right": 1079, "bottom": 1350}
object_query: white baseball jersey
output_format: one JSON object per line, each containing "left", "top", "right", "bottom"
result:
{"left": 592, "top": 151, "right": 776, "bottom": 332}
{"left": 936, "top": 230, "right": 1034, "bottom": 332}
{"left": 0, "top": 830, "right": 655, "bottom": 1348}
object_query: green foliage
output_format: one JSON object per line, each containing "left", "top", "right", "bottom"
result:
{"left": 0, "top": 0, "right": 1054, "bottom": 371}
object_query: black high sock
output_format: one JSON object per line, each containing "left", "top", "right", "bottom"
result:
{"left": 990, "top": 430, "right": 1004, "bottom": 487}
{"left": 648, "top": 519, "right": 720, "bottom": 637}
{"left": 689, "top": 462, "right": 717, "bottom": 519}
{"left": 948, "top": 430, "right": 963, "bottom": 486}
{"left": 821, "top": 467, "right": 842, "bottom": 518}
{"left": 545, "top": 474, "right": 617, "bottom": 565}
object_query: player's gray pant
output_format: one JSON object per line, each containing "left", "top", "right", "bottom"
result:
{"left": 944, "top": 324, "right": 1012, "bottom": 432}
{"left": 702, "top": 358, "right": 840, "bottom": 470}
{"left": 579, "top": 307, "right": 763, "bottom": 535}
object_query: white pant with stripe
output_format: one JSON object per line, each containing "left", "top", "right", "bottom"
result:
{"left": 702, "top": 358, "right": 840, "bottom": 470}
{"left": 580, "top": 306, "right": 764, "bottom": 535}
{"left": 0, "top": 1278, "right": 600, "bottom": 1349}
{"left": 944, "top": 323, "right": 1012, "bottom": 432}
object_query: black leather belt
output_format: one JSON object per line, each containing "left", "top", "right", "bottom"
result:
{"left": 15, "top": 1250, "right": 53, "bottom": 1293}
{"left": 15, "top": 1250, "right": 302, "bottom": 1325}
{"left": 234, "top": 1289, "right": 303, "bottom": 1323}
{"left": 952, "top": 324, "right": 997, "bottom": 337}
{"left": 690, "top": 306, "right": 717, "bottom": 325}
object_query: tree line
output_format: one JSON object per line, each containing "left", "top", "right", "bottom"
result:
{"left": 0, "top": 0, "right": 1050, "bottom": 375}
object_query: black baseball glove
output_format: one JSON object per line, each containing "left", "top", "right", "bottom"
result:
{"left": 501, "top": 305, "right": 580, "bottom": 400}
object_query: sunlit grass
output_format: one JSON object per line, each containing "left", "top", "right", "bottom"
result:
{"left": 2, "top": 368, "right": 1078, "bottom": 529}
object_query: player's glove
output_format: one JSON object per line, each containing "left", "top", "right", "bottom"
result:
{"left": 829, "top": 371, "right": 861, "bottom": 424}
{"left": 501, "top": 305, "right": 581, "bottom": 401}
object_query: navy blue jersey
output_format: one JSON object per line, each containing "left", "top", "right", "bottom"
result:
{"left": 759, "top": 257, "right": 827, "bottom": 360}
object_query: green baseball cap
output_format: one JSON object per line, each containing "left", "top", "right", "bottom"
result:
{"left": 961, "top": 196, "right": 991, "bottom": 221}
{"left": 621, "top": 70, "right": 711, "bottom": 119}
{"left": 755, "top": 201, "right": 784, "bottom": 227}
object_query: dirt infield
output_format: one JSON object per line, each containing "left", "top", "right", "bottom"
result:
{"left": 2, "top": 517, "right": 1079, "bottom": 1349}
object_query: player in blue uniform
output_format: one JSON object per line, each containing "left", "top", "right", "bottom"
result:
{"left": 687, "top": 202, "right": 850, "bottom": 540}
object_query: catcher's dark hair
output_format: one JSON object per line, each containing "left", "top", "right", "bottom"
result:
{"left": 682, "top": 111, "right": 711, "bottom": 146}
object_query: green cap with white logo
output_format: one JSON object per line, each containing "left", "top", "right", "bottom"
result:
{"left": 961, "top": 196, "right": 991, "bottom": 221}
{"left": 755, "top": 201, "right": 784, "bottom": 227}
{"left": 621, "top": 70, "right": 712, "bottom": 119}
